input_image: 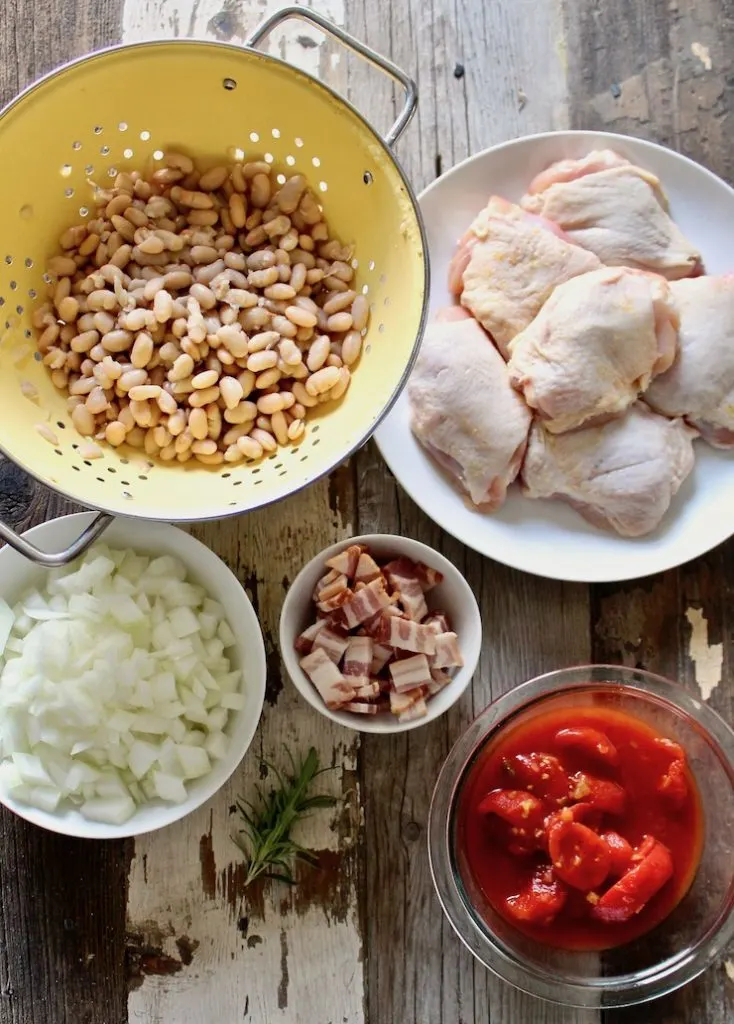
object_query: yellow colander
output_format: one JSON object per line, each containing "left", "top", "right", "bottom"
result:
{"left": 0, "top": 6, "right": 428, "bottom": 566}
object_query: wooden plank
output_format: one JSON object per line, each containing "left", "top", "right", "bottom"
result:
{"left": 118, "top": 3, "right": 365, "bottom": 1023}
{"left": 0, "top": 4, "right": 128, "bottom": 1023}
{"left": 345, "top": 1, "right": 599, "bottom": 1020}
{"left": 563, "top": 1, "right": 734, "bottom": 1021}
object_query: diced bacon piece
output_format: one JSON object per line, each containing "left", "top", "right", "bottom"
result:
{"left": 389, "top": 653, "right": 433, "bottom": 692}
{"left": 389, "top": 689, "right": 419, "bottom": 715}
{"left": 353, "top": 681, "right": 381, "bottom": 699}
{"left": 322, "top": 612, "right": 348, "bottom": 633}
{"left": 423, "top": 611, "right": 451, "bottom": 635}
{"left": 342, "top": 577, "right": 392, "bottom": 629}
{"left": 397, "top": 697, "right": 429, "bottom": 722}
{"left": 376, "top": 615, "right": 437, "bottom": 655}
{"left": 413, "top": 561, "right": 444, "bottom": 590}
{"left": 299, "top": 648, "right": 355, "bottom": 709}
{"left": 342, "top": 701, "right": 379, "bottom": 715}
{"left": 398, "top": 580, "right": 428, "bottom": 621}
{"left": 313, "top": 568, "right": 340, "bottom": 601}
{"left": 383, "top": 557, "right": 444, "bottom": 592}
{"left": 354, "top": 551, "right": 382, "bottom": 584}
{"left": 370, "top": 642, "right": 393, "bottom": 674}
{"left": 317, "top": 572, "right": 349, "bottom": 603}
{"left": 294, "top": 619, "right": 327, "bottom": 655}
{"left": 325, "top": 544, "right": 363, "bottom": 579}
{"left": 427, "top": 668, "right": 452, "bottom": 695}
{"left": 342, "top": 635, "right": 373, "bottom": 685}
{"left": 384, "top": 561, "right": 429, "bottom": 622}
{"left": 361, "top": 611, "right": 383, "bottom": 638}
{"left": 432, "top": 632, "right": 464, "bottom": 668}
{"left": 316, "top": 588, "right": 352, "bottom": 614}
{"left": 313, "top": 626, "right": 350, "bottom": 664}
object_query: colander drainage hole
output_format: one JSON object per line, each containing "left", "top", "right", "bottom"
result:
{"left": 223, "top": 77, "right": 237, "bottom": 90}
{"left": 363, "top": 171, "right": 373, "bottom": 185}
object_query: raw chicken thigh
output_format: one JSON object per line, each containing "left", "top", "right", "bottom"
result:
{"left": 408, "top": 308, "right": 532, "bottom": 509}
{"left": 448, "top": 196, "right": 601, "bottom": 358}
{"left": 645, "top": 275, "right": 734, "bottom": 448}
{"left": 521, "top": 150, "right": 702, "bottom": 280}
{"left": 507, "top": 268, "right": 679, "bottom": 434}
{"left": 522, "top": 403, "right": 696, "bottom": 537}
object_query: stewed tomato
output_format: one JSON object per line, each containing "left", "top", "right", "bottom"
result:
{"left": 456, "top": 703, "right": 703, "bottom": 950}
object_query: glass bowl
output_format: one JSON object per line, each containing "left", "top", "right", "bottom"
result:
{"left": 428, "top": 665, "right": 734, "bottom": 1008}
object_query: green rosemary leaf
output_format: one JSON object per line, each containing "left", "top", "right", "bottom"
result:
{"left": 234, "top": 746, "right": 337, "bottom": 889}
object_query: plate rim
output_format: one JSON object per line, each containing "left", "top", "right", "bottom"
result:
{"left": 375, "top": 129, "right": 734, "bottom": 584}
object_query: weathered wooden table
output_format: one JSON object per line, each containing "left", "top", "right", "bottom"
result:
{"left": 0, "top": 0, "right": 733, "bottom": 1021}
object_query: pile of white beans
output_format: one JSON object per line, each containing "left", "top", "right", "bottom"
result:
{"left": 32, "top": 153, "right": 369, "bottom": 465}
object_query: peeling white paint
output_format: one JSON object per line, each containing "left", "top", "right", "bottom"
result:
{"left": 122, "top": 0, "right": 345, "bottom": 80}
{"left": 691, "top": 41, "right": 713, "bottom": 70}
{"left": 685, "top": 606, "right": 722, "bottom": 701}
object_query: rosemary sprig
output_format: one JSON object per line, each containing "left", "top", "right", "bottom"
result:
{"left": 234, "top": 746, "right": 336, "bottom": 888}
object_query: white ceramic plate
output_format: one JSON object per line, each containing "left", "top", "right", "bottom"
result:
{"left": 0, "top": 513, "right": 266, "bottom": 838}
{"left": 375, "top": 130, "right": 734, "bottom": 583}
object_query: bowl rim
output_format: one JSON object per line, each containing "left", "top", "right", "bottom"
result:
{"left": 0, "top": 511, "right": 267, "bottom": 839}
{"left": 427, "top": 664, "right": 734, "bottom": 1008}
{"left": 279, "top": 532, "right": 481, "bottom": 734}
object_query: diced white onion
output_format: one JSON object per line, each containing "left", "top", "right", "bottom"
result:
{"left": 0, "top": 544, "right": 242, "bottom": 824}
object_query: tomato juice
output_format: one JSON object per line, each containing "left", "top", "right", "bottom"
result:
{"left": 455, "top": 703, "right": 704, "bottom": 950}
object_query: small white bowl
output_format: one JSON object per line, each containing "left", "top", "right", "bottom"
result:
{"left": 0, "top": 511, "right": 266, "bottom": 839}
{"left": 280, "top": 534, "right": 481, "bottom": 733}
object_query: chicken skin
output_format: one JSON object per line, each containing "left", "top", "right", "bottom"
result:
{"left": 521, "top": 150, "right": 702, "bottom": 280}
{"left": 408, "top": 308, "right": 532, "bottom": 509}
{"left": 645, "top": 275, "right": 734, "bottom": 448}
{"left": 522, "top": 403, "right": 696, "bottom": 537}
{"left": 448, "top": 196, "right": 601, "bottom": 358}
{"left": 507, "top": 268, "right": 679, "bottom": 434}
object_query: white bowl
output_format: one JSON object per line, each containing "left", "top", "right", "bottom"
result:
{"left": 280, "top": 534, "right": 481, "bottom": 733}
{"left": 0, "top": 512, "right": 266, "bottom": 838}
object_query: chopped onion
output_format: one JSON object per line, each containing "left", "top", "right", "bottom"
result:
{"left": 0, "top": 600, "right": 13, "bottom": 657}
{"left": 0, "top": 544, "right": 245, "bottom": 825}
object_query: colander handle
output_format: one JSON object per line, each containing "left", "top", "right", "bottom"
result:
{"left": 246, "top": 6, "right": 418, "bottom": 147}
{"left": 0, "top": 511, "right": 113, "bottom": 567}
